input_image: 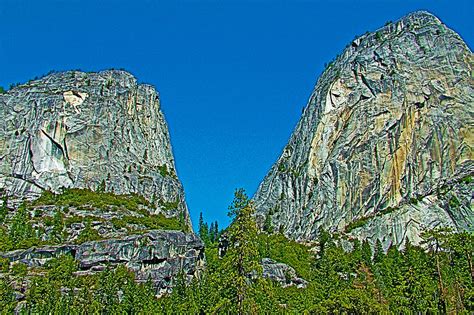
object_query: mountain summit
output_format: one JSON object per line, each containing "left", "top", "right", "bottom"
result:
{"left": 0, "top": 70, "right": 190, "bottom": 226}
{"left": 253, "top": 11, "right": 473, "bottom": 247}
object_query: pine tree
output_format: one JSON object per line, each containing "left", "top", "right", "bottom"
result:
{"left": 361, "top": 240, "right": 373, "bottom": 266}
{"left": 0, "top": 194, "right": 8, "bottom": 224}
{"left": 373, "top": 239, "right": 385, "bottom": 264}
{"left": 97, "top": 179, "right": 106, "bottom": 193}
{"left": 209, "top": 222, "right": 216, "bottom": 243}
{"left": 225, "top": 188, "right": 261, "bottom": 314}
{"left": 198, "top": 212, "right": 209, "bottom": 244}
{"left": 213, "top": 221, "right": 219, "bottom": 242}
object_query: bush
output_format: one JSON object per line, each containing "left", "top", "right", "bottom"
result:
{"left": 11, "top": 262, "right": 27, "bottom": 277}
{"left": 345, "top": 216, "right": 370, "bottom": 233}
{"left": 75, "top": 219, "right": 101, "bottom": 244}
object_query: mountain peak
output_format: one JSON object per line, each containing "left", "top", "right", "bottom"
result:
{"left": 0, "top": 69, "right": 189, "bottom": 226}
{"left": 253, "top": 11, "right": 473, "bottom": 248}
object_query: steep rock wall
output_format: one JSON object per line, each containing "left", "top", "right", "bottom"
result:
{"left": 253, "top": 11, "right": 473, "bottom": 248}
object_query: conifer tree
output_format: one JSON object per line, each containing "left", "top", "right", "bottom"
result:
{"left": 198, "top": 212, "right": 209, "bottom": 244}
{"left": 225, "top": 188, "right": 261, "bottom": 314}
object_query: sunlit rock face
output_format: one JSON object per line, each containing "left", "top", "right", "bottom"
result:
{"left": 0, "top": 70, "right": 190, "bottom": 226}
{"left": 1, "top": 230, "right": 204, "bottom": 296}
{"left": 253, "top": 11, "right": 473, "bottom": 248}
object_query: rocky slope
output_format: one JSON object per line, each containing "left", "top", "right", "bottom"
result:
{"left": 2, "top": 230, "right": 203, "bottom": 297}
{"left": 0, "top": 70, "right": 189, "bottom": 224}
{"left": 253, "top": 11, "right": 473, "bottom": 248}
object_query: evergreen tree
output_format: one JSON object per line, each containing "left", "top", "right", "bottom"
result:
{"left": 96, "top": 179, "right": 106, "bottom": 193}
{"left": 361, "top": 240, "right": 373, "bottom": 266}
{"left": 198, "top": 212, "right": 209, "bottom": 244}
{"left": 0, "top": 194, "right": 8, "bottom": 224}
{"left": 209, "top": 222, "right": 216, "bottom": 243}
{"left": 213, "top": 221, "right": 219, "bottom": 241}
{"left": 225, "top": 188, "right": 261, "bottom": 314}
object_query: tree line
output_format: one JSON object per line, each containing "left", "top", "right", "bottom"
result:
{"left": 0, "top": 189, "right": 472, "bottom": 313}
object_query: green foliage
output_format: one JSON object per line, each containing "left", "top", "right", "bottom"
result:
{"left": 0, "top": 195, "right": 8, "bottom": 224}
{"left": 344, "top": 216, "right": 370, "bottom": 233}
{"left": 198, "top": 212, "right": 209, "bottom": 244}
{"left": 1, "top": 184, "right": 472, "bottom": 313}
{"left": 199, "top": 212, "right": 220, "bottom": 246}
{"left": 277, "top": 163, "right": 286, "bottom": 172}
{"left": 0, "top": 276, "right": 16, "bottom": 313}
{"left": 111, "top": 213, "right": 185, "bottom": 232}
{"left": 75, "top": 218, "right": 101, "bottom": 244}
{"left": 158, "top": 198, "right": 179, "bottom": 211}
{"left": 257, "top": 233, "right": 313, "bottom": 279}
{"left": 11, "top": 262, "right": 28, "bottom": 277}
{"left": 1, "top": 224, "right": 471, "bottom": 313}
{"left": 33, "top": 188, "right": 153, "bottom": 212}
{"left": 25, "top": 257, "right": 161, "bottom": 314}
{"left": 0, "top": 86, "right": 6, "bottom": 94}
{"left": 449, "top": 195, "right": 461, "bottom": 208}
{"left": 157, "top": 164, "right": 176, "bottom": 178}
{"left": 225, "top": 188, "right": 261, "bottom": 314}
{"left": 263, "top": 213, "right": 273, "bottom": 233}
{"left": 0, "top": 257, "right": 10, "bottom": 272}
{"left": 96, "top": 179, "right": 106, "bottom": 193}
{"left": 461, "top": 175, "right": 472, "bottom": 184}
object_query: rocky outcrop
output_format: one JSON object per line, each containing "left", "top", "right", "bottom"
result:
{"left": 253, "top": 11, "right": 473, "bottom": 248}
{"left": 261, "top": 258, "right": 308, "bottom": 288}
{"left": 1, "top": 230, "right": 204, "bottom": 296}
{"left": 0, "top": 70, "right": 189, "bottom": 224}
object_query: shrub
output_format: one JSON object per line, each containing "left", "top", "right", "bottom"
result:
{"left": 75, "top": 219, "right": 101, "bottom": 244}
{"left": 11, "top": 262, "right": 27, "bottom": 277}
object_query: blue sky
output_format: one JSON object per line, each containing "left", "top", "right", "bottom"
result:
{"left": 1, "top": 0, "right": 472, "bottom": 230}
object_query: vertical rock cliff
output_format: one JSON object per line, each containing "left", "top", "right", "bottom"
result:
{"left": 253, "top": 11, "right": 473, "bottom": 248}
{"left": 0, "top": 70, "right": 189, "bottom": 225}
{"left": 0, "top": 70, "right": 203, "bottom": 296}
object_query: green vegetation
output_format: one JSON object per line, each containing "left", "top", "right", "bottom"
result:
{"left": 75, "top": 218, "right": 101, "bottom": 244}
{"left": 0, "top": 195, "right": 8, "bottom": 223}
{"left": 158, "top": 164, "right": 176, "bottom": 179}
{"left": 449, "top": 195, "right": 461, "bottom": 208}
{"left": 32, "top": 188, "right": 153, "bottom": 212}
{"left": 0, "top": 187, "right": 184, "bottom": 251}
{"left": 111, "top": 213, "right": 185, "bottom": 232}
{"left": 198, "top": 212, "right": 220, "bottom": 245}
{"left": 344, "top": 216, "right": 371, "bottom": 233}
{"left": 461, "top": 175, "right": 473, "bottom": 184}
{"left": 0, "top": 189, "right": 472, "bottom": 313}
{"left": 0, "top": 86, "right": 5, "bottom": 94}
{"left": 158, "top": 198, "right": 179, "bottom": 212}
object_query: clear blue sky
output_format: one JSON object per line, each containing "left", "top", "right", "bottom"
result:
{"left": 1, "top": 0, "right": 472, "bottom": 231}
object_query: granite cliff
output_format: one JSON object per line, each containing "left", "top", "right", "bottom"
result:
{"left": 0, "top": 70, "right": 189, "bottom": 224}
{"left": 253, "top": 11, "right": 473, "bottom": 248}
{"left": 0, "top": 70, "right": 203, "bottom": 298}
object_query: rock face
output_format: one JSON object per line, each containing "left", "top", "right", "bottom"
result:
{"left": 1, "top": 230, "right": 204, "bottom": 296}
{"left": 0, "top": 70, "right": 200, "bottom": 296}
{"left": 261, "top": 258, "right": 308, "bottom": 288}
{"left": 253, "top": 11, "right": 473, "bottom": 248}
{"left": 0, "top": 70, "right": 189, "bottom": 224}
